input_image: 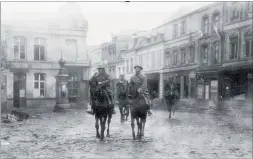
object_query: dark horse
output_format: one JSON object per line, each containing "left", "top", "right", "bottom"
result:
{"left": 164, "top": 83, "right": 179, "bottom": 119}
{"left": 89, "top": 81, "right": 113, "bottom": 140}
{"left": 128, "top": 86, "right": 149, "bottom": 140}
{"left": 116, "top": 82, "right": 130, "bottom": 123}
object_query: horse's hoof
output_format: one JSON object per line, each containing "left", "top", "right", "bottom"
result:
{"left": 96, "top": 134, "right": 100, "bottom": 138}
{"left": 106, "top": 134, "right": 110, "bottom": 137}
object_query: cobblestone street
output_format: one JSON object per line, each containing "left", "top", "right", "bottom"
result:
{"left": 1, "top": 108, "right": 252, "bottom": 158}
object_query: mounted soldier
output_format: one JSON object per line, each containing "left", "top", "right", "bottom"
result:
{"left": 128, "top": 65, "right": 152, "bottom": 139}
{"left": 163, "top": 78, "right": 179, "bottom": 119}
{"left": 116, "top": 74, "right": 130, "bottom": 122}
{"left": 87, "top": 65, "right": 116, "bottom": 115}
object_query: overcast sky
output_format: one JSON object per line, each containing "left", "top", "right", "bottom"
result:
{"left": 1, "top": 2, "right": 213, "bottom": 45}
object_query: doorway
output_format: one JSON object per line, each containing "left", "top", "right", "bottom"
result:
{"left": 13, "top": 73, "right": 26, "bottom": 108}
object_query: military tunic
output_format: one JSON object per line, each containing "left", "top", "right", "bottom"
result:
{"left": 89, "top": 72, "right": 113, "bottom": 105}
{"left": 129, "top": 73, "right": 152, "bottom": 106}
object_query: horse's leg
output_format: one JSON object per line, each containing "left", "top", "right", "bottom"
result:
{"left": 169, "top": 104, "right": 172, "bottom": 119}
{"left": 126, "top": 106, "right": 129, "bottom": 121}
{"left": 100, "top": 117, "right": 104, "bottom": 140}
{"left": 131, "top": 112, "right": 136, "bottom": 140}
{"left": 141, "top": 118, "right": 146, "bottom": 137}
{"left": 136, "top": 117, "right": 141, "bottom": 139}
{"left": 95, "top": 117, "right": 100, "bottom": 138}
{"left": 107, "top": 113, "right": 112, "bottom": 137}
{"left": 119, "top": 106, "right": 124, "bottom": 123}
{"left": 139, "top": 118, "right": 142, "bottom": 139}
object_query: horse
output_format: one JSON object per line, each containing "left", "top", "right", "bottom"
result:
{"left": 128, "top": 86, "right": 149, "bottom": 140}
{"left": 116, "top": 81, "right": 130, "bottom": 123}
{"left": 164, "top": 83, "right": 179, "bottom": 119}
{"left": 89, "top": 81, "right": 113, "bottom": 140}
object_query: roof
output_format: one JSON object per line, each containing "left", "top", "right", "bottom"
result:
{"left": 155, "top": 2, "right": 216, "bottom": 28}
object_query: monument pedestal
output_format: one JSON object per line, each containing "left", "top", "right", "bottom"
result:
{"left": 54, "top": 57, "right": 71, "bottom": 112}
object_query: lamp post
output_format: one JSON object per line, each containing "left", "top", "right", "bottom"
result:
{"left": 54, "top": 53, "right": 70, "bottom": 112}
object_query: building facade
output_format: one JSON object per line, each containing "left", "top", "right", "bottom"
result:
{"left": 161, "top": 2, "right": 252, "bottom": 107}
{"left": 2, "top": 3, "right": 90, "bottom": 109}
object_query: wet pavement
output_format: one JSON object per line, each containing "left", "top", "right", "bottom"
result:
{"left": 1, "top": 108, "right": 252, "bottom": 158}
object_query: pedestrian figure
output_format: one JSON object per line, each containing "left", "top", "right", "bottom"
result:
{"left": 116, "top": 74, "right": 130, "bottom": 123}
{"left": 87, "top": 65, "right": 115, "bottom": 140}
{"left": 128, "top": 65, "right": 152, "bottom": 140}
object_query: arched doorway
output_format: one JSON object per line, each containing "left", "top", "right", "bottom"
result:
{"left": 13, "top": 73, "right": 26, "bottom": 108}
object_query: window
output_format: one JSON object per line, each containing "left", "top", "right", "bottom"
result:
{"left": 230, "top": 41, "right": 238, "bottom": 60}
{"left": 138, "top": 56, "right": 142, "bottom": 65}
{"left": 180, "top": 20, "right": 186, "bottom": 35}
{"left": 65, "top": 39, "right": 77, "bottom": 62}
{"left": 189, "top": 46, "right": 195, "bottom": 63}
{"left": 202, "top": 45, "right": 208, "bottom": 65}
{"left": 202, "top": 16, "right": 209, "bottom": 34}
{"left": 245, "top": 39, "right": 252, "bottom": 57}
{"left": 177, "top": 51, "right": 181, "bottom": 64}
{"left": 212, "top": 13, "right": 220, "bottom": 33}
{"left": 113, "top": 68, "right": 115, "bottom": 72}
{"left": 126, "top": 60, "right": 129, "bottom": 73}
{"left": 173, "top": 24, "right": 178, "bottom": 38}
{"left": 14, "top": 36, "right": 26, "bottom": 59}
{"left": 231, "top": 2, "right": 240, "bottom": 21}
{"left": 130, "top": 58, "right": 133, "bottom": 72}
{"left": 246, "top": 2, "right": 253, "bottom": 17}
{"left": 173, "top": 51, "right": 177, "bottom": 65}
{"left": 152, "top": 53, "right": 155, "bottom": 68}
{"left": 180, "top": 48, "right": 186, "bottom": 64}
{"left": 68, "top": 73, "right": 79, "bottom": 103}
{"left": 34, "top": 38, "right": 46, "bottom": 61}
{"left": 212, "top": 42, "right": 219, "bottom": 64}
{"left": 34, "top": 73, "right": 45, "bottom": 97}
{"left": 122, "top": 66, "right": 125, "bottom": 73}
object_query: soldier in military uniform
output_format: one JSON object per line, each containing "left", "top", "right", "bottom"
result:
{"left": 116, "top": 74, "right": 129, "bottom": 102}
{"left": 87, "top": 65, "right": 116, "bottom": 115}
{"left": 129, "top": 65, "right": 152, "bottom": 116}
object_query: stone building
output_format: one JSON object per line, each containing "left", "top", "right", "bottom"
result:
{"left": 134, "top": 29, "right": 165, "bottom": 98}
{"left": 219, "top": 2, "right": 253, "bottom": 101}
{"left": 2, "top": 3, "right": 90, "bottom": 109}
{"left": 161, "top": 2, "right": 252, "bottom": 107}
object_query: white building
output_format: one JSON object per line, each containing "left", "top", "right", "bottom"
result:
{"left": 2, "top": 2, "right": 90, "bottom": 109}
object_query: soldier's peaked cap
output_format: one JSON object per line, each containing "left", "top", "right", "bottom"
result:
{"left": 97, "top": 65, "right": 105, "bottom": 69}
{"left": 134, "top": 65, "right": 143, "bottom": 70}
